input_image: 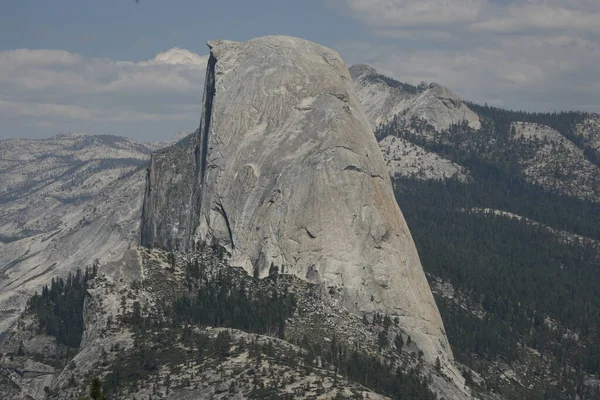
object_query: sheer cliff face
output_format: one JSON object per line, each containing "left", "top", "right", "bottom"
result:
{"left": 141, "top": 36, "right": 451, "bottom": 362}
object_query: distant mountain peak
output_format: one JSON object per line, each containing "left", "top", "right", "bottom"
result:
{"left": 348, "top": 64, "right": 378, "bottom": 79}
{"left": 170, "top": 130, "right": 190, "bottom": 142}
{"left": 142, "top": 36, "right": 457, "bottom": 375}
{"left": 350, "top": 64, "right": 480, "bottom": 131}
{"left": 50, "top": 132, "right": 88, "bottom": 140}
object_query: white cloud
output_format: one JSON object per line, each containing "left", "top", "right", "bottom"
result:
{"left": 332, "top": 0, "right": 600, "bottom": 112}
{"left": 0, "top": 49, "right": 82, "bottom": 67}
{"left": 471, "top": 2, "right": 600, "bottom": 33}
{"left": 0, "top": 99, "right": 197, "bottom": 123}
{"left": 339, "top": 0, "right": 485, "bottom": 27}
{"left": 340, "top": 33, "right": 600, "bottom": 112}
{"left": 0, "top": 48, "right": 208, "bottom": 139}
{"left": 0, "top": 99, "right": 96, "bottom": 120}
{"left": 145, "top": 48, "right": 209, "bottom": 67}
{"left": 334, "top": 0, "right": 600, "bottom": 34}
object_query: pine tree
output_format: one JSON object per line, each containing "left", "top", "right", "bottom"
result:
{"left": 89, "top": 377, "right": 107, "bottom": 400}
{"left": 394, "top": 334, "right": 404, "bottom": 351}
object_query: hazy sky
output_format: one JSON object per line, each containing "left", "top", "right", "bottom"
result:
{"left": 1, "top": 0, "right": 599, "bottom": 141}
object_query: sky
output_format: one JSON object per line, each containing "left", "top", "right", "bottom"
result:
{"left": 1, "top": 0, "right": 599, "bottom": 141}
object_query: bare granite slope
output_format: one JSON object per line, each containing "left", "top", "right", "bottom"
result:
{"left": 141, "top": 36, "right": 454, "bottom": 367}
{"left": 349, "top": 64, "right": 480, "bottom": 132}
{"left": 349, "top": 65, "right": 477, "bottom": 182}
{"left": 575, "top": 113, "right": 600, "bottom": 159}
{"left": 0, "top": 134, "right": 159, "bottom": 335}
{"left": 379, "top": 136, "right": 470, "bottom": 182}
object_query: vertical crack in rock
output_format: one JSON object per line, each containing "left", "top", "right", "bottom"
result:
{"left": 198, "top": 55, "right": 217, "bottom": 186}
{"left": 216, "top": 201, "right": 235, "bottom": 250}
{"left": 140, "top": 158, "right": 154, "bottom": 247}
{"left": 186, "top": 54, "right": 217, "bottom": 251}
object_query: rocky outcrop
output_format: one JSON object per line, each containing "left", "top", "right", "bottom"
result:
{"left": 349, "top": 64, "right": 478, "bottom": 183}
{"left": 379, "top": 136, "right": 470, "bottom": 182}
{"left": 349, "top": 64, "right": 480, "bottom": 131}
{"left": 575, "top": 114, "right": 600, "bottom": 160}
{"left": 141, "top": 36, "right": 452, "bottom": 365}
{"left": 348, "top": 65, "right": 417, "bottom": 130}
{"left": 140, "top": 132, "right": 201, "bottom": 251}
{"left": 511, "top": 122, "right": 600, "bottom": 201}
{"left": 3, "top": 246, "right": 462, "bottom": 399}
{"left": 410, "top": 83, "right": 481, "bottom": 131}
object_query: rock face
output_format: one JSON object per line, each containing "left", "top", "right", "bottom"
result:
{"left": 349, "top": 64, "right": 480, "bottom": 131}
{"left": 141, "top": 36, "right": 451, "bottom": 363}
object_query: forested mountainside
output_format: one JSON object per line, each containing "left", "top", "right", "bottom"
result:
{"left": 351, "top": 65, "right": 600, "bottom": 399}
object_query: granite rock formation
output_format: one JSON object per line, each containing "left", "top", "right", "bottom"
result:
{"left": 141, "top": 36, "right": 452, "bottom": 364}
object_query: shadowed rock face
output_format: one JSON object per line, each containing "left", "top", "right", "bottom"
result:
{"left": 141, "top": 36, "right": 451, "bottom": 363}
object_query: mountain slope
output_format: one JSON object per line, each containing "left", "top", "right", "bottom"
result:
{"left": 574, "top": 113, "right": 600, "bottom": 162}
{"left": 352, "top": 64, "right": 600, "bottom": 203}
{"left": 379, "top": 136, "right": 469, "bottom": 182}
{"left": 510, "top": 121, "right": 600, "bottom": 201}
{"left": 0, "top": 38, "right": 477, "bottom": 400}
{"left": 1, "top": 245, "right": 464, "bottom": 400}
{"left": 0, "top": 134, "right": 159, "bottom": 334}
{"left": 3, "top": 46, "right": 598, "bottom": 400}
{"left": 350, "top": 64, "right": 479, "bottom": 182}
{"left": 350, "top": 65, "right": 600, "bottom": 399}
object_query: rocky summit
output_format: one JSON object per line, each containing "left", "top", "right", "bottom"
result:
{"left": 349, "top": 64, "right": 480, "bottom": 132}
{"left": 142, "top": 36, "right": 452, "bottom": 366}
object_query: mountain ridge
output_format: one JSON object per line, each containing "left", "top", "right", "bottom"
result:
{"left": 354, "top": 64, "right": 600, "bottom": 203}
{"left": 349, "top": 64, "right": 481, "bottom": 132}
{"left": 1, "top": 45, "right": 599, "bottom": 400}
{"left": 352, "top": 65, "right": 600, "bottom": 398}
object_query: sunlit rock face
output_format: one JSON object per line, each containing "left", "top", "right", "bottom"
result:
{"left": 141, "top": 36, "right": 452, "bottom": 364}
